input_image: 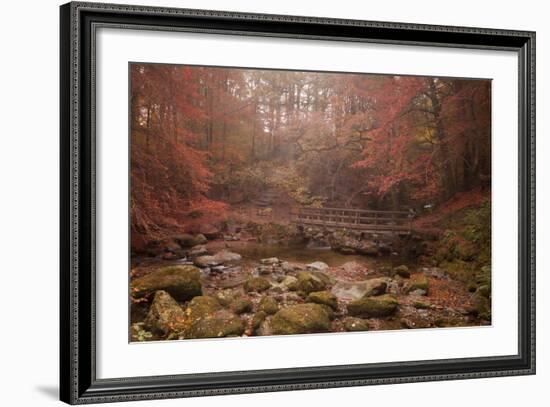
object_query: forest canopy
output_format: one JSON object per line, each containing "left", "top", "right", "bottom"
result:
{"left": 130, "top": 64, "right": 491, "bottom": 247}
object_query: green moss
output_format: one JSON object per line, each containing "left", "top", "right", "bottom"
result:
{"left": 306, "top": 291, "right": 338, "bottom": 311}
{"left": 252, "top": 311, "right": 267, "bottom": 330}
{"left": 343, "top": 317, "right": 370, "bottom": 332}
{"left": 258, "top": 296, "right": 279, "bottom": 315}
{"left": 347, "top": 294, "right": 398, "bottom": 318}
{"left": 185, "top": 296, "right": 222, "bottom": 319}
{"left": 244, "top": 277, "right": 271, "bottom": 292}
{"left": 295, "top": 271, "right": 327, "bottom": 294}
{"left": 184, "top": 310, "right": 245, "bottom": 339}
{"left": 393, "top": 265, "right": 410, "bottom": 278}
{"left": 404, "top": 274, "right": 429, "bottom": 294}
{"left": 413, "top": 300, "right": 431, "bottom": 309}
{"left": 132, "top": 265, "right": 202, "bottom": 301}
{"left": 271, "top": 304, "right": 331, "bottom": 335}
{"left": 230, "top": 298, "right": 253, "bottom": 314}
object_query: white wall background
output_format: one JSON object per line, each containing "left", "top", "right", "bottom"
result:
{"left": 0, "top": 0, "right": 545, "bottom": 406}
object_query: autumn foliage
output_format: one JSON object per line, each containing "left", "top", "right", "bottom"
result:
{"left": 130, "top": 64, "right": 491, "bottom": 249}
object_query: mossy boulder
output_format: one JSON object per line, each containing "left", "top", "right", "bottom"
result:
{"left": 244, "top": 277, "right": 271, "bottom": 292}
{"left": 271, "top": 304, "right": 331, "bottom": 335}
{"left": 281, "top": 275, "right": 298, "bottom": 291}
{"left": 404, "top": 274, "right": 429, "bottom": 294}
{"left": 173, "top": 233, "right": 205, "bottom": 248}
{"left": 413, "top": 300, "right": 431, "bottom": 309}
{"left": 214, "top": 289, "right": 239, "bottom": 306}
{"left": 392, "top": 265, "right": 411, "bottom": 278}
{"left": 306, "top": 291, "right": 338, "bottom": 311}
{"left": 363, "top": 277, "right": 388, "bottom": 297}
{"left": 295, "top": 271, "right": 328, "bottom": 294}
{"left": 184, "top": 309, "right": 244, "bottom": 339}
{"left": 347, "top": 294, "right": 399, "bottom": 318}
{"left": 143, "top": 290, "right": 186, "bottom": 335}
{"left": 259, "top": 296, "right": 279, "bottom": 315}
{"left": 132, "top": 265, "right": 202, "bottom": 301}
{"left": 343, "top": 317, "right": 370, "bottom": 332}
{"left": 185, "top": 296, "right": 222, "bottom": 320}
{"left": 252, "top": 311, "right": 267, "bottom": 330}
{"left": 230, "top": 297, "right": 253, "bottom": 314}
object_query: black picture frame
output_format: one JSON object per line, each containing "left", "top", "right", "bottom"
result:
{"left": 60, "top": 1, "right": 536, "bottom": 404}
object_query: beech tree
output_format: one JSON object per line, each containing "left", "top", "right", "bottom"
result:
{"left": 130, "top": 64, "right": 491, "bottom": 247}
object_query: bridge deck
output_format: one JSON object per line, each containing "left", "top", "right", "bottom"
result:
{"left": 291, "top": 206, "right": 413, "bottom": 234}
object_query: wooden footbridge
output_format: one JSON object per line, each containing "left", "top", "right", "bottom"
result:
{"left": 291, "top": 206, "right": 414, "bottom": 234}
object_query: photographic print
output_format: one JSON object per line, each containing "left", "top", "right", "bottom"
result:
{"left": 129, "top": 63, "right": 492, "bottom": 342}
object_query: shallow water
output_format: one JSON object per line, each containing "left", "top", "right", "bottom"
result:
{"left": 234, "top": 242, "right": 375, "bottom": 267}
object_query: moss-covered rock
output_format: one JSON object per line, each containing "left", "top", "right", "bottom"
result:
{"left": 413, "top": 300, "right": 431, "bottom": 309}
{"left": 306, "top": 290, "right": 338, "bottom": 311}
{"left": 185, "top": 296, "right": 222, "bottom": 320}
{"left": 392, "top": 265, "right": 411, "bottom": 278}
{"left": 271, "top": 304, "right": 331, "bottom": 335}
{"left": 132, "top": 265, "right": 202, "bottom": 301}
{"left": 258, "top": 296, "right": 279, "bottom": 315}
{"left": 295, "top": 271, "right": 327, "bottom": 294}
{"left": 244, "top": 276, "right": 271, "bottom": 292}
{"left": 343, "top": 317, "right": 370, "bottom": 332}
{"left": 214, "top": 289, "right": 238, "bottom": 307}
{"left": 143, "top": 290, "right": 186, "bottom": 335}
{"left": 173, "top": 233, "right": 205, "bottom": 248}
{"left": 281, "top": 275, "right": 298, "bottom": 291}
{"left": 230, "top": 297, "right": 253, "bottom": 314}
{"left": 404, "top": 274, "right": 429, "bottom": 294}
{"left": 252, "top": 311, "right": 267, "bottom": 330}
{"left": 184, "top": 309, "right": 245, "bottom": 339}
{"left": 347, "top": 294, "right": 399, "bottom": 318}
{"left": 363, "top": 277, "right": 388, "bottom": 297}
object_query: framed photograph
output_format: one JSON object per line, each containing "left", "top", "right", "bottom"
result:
{"left": 60, "top": 1, "right": 535, "bottom": 404}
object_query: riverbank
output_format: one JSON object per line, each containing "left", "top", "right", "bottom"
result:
{"left": 130, "top": 238, "right": 489, "bottom": 342}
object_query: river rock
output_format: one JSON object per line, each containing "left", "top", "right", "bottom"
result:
{"left": 306, "top": 291, "right": 338, "bottom": 311}
{"left": 252, "top": 311, "right": 267, "bottom": 330}
{"left": 281, "top": 275, "right": 298, "bottom": 290}
{"left": 213, "top": 249, "right": 242, "bottom": 263}
{"left": 173, "top": 234, "right": 203, "bottom": 248}
{"left": 331, "top": 277, "right": 387, "bottom": 301}
{"left": 244, "top": 277, "right": 271, "bottom": 292}
{"left": 132, "top": 265, "right": 202, "bottom": 301}
{"left": 144, "top": 290, "right": 186, "bottom": 335}
{"left": 261, "top": 257, "right": 280, "bottom": 265}
{"left": 194, "top": 255, "right": 220, "bottom": 268}
{"left": 404, "top": 274, "right": 429, "bottom": 294}
{"left": 184, "top": 309, "right": 244, "bottom": 339}
{"left": 347, "top": 294, "right": 399, "bottom": 318}
{"left": 392, "top": 265, "right": 410, "bottom": 278}
{"left": 214, "top": 289, "right": 239, "bottom": 306}
{"left": 188, "top": 245, "right": 209, "bottom": 258}
{"left": 230, "top": 297, "right": 253, "bottom": 314}
{"left": 271, "top": 304, "right": 331, "bottom": 335}
{"left": 295, "top": 271, "right": 328, "bottom": 294}
{"left": 306, "top": 261, "right": 329, "bottom": 273}
{"left": 185, "top": 296, "right": 222, "bottom": 319}
{"left": 259, "top": 296, "right": 279, "bottom": 315}
{"left": 257, "top": 265, "right": 273, "bottom": 275}
{"left": 343, "top": 317, "right": 370, "bottom": 332}
{"left": 363, "top": 277, "right": 388, "bottom": 297}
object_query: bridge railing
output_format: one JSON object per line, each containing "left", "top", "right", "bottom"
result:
{"left": 290, "top": 206, "right": 413, "bottom": 233}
